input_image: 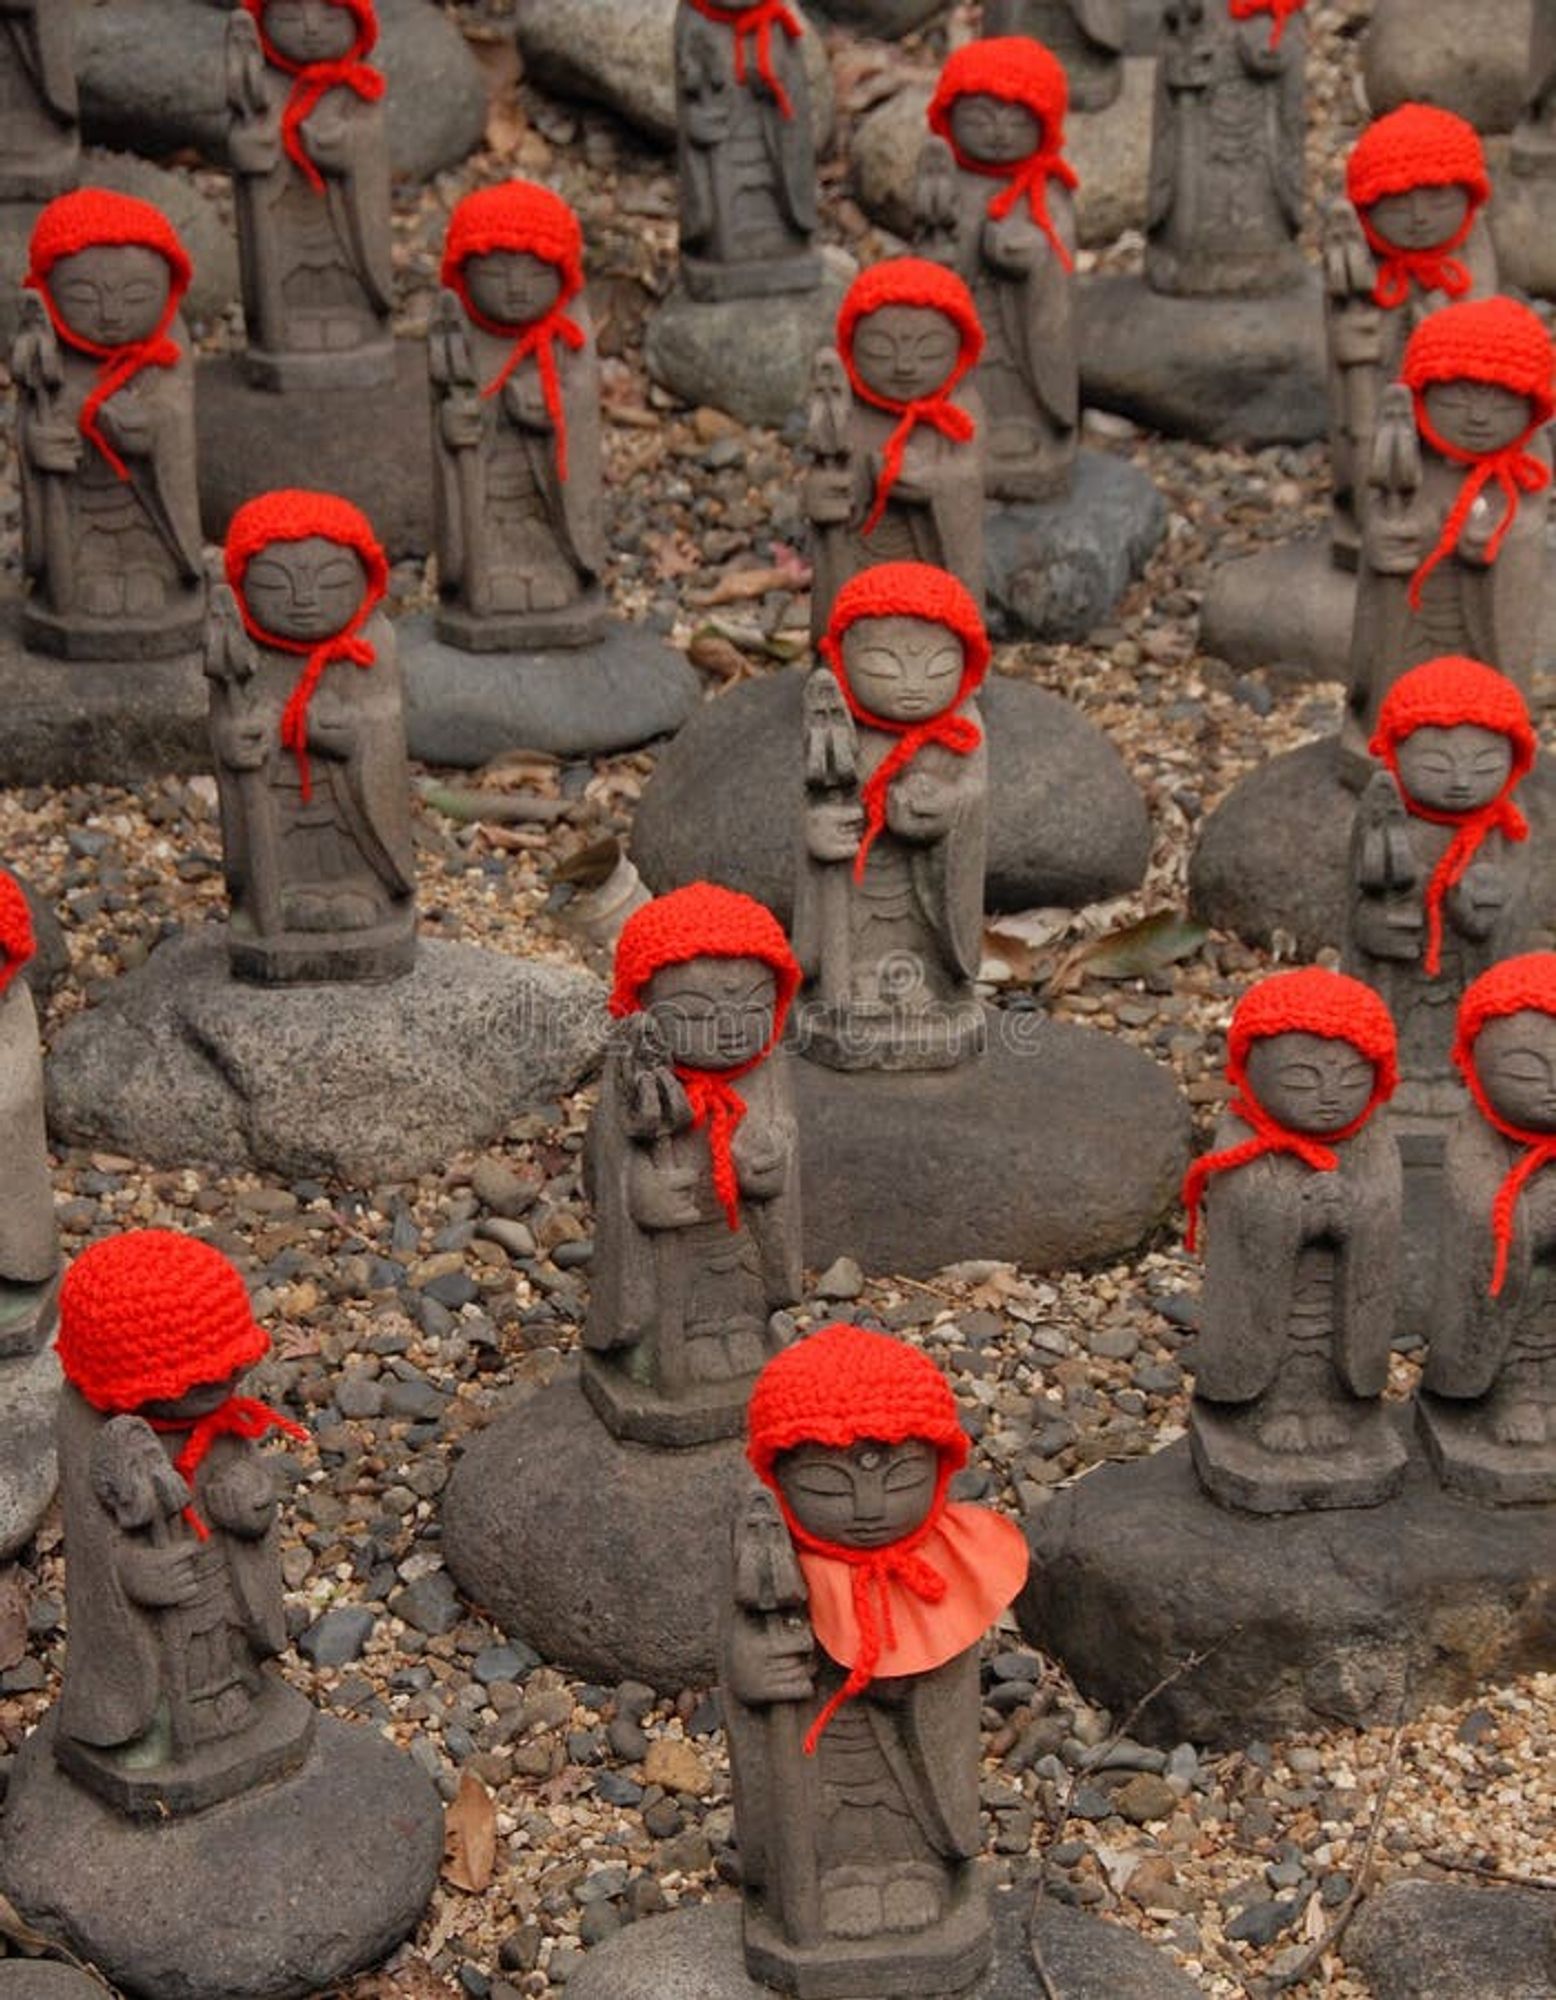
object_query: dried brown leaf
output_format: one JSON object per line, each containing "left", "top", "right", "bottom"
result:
{"left": 687, "top": 630, "right": 753, "bottom": 681}
{"left": 0, "top": 1571, "right": 29, "bottom": 1673}
{"left": 442, "top": 1770, "right": 499, "bottom": 1894}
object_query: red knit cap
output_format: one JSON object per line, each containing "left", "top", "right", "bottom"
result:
{"left": 243, "top": 0, "right": 383, "bottom": 195}
{"left": 223, "top": 488, "right": 388, "bottom": 804}
{"left": 58, "top": 1229, "right": 306, "bottom": 1539}
{"left": 1399, "top": 297, "right": 1556, "bottom": 610}
{"left": 1227, "top": 0, "right": 1306, "bottom": 49}
{"left": 26, "top": 189, "right": 192, "bottom": 484}
{"left": 1182, "top": 969, "right": 1399, "bottom": 1250}
{"left": 1454, "top": 953, "right": 1556, "bottom": 1296}
{"left": 748, "top": 1322, "right": 968, "bottom": 1748}
{"left": 0, "top": 873, "right": 36, "bottom": 1002}
{"left": 441, "top": 181, "right": 586, "bottom": 480}
{"left": 927, "top": 39, "right": 1078, "bottom": 269}
{"left": 1347, "top": 106, "right": 1490, "bottom": 311}
{"left": 819, "top": 562, "right": 990, "bottom": 880}
{"left": 837, "top": 258, "right": 984, "bottom": 537}
{"left": 609, "top": 883, "right": 801, "bottom": 1232}
{"left": 1371, "top": 657, "right": 1535, "bottom": 977}
{"left": 683, "top": 1, "right": 804, "bottom": 121}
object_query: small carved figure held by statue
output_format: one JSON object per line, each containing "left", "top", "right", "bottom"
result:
{"left": 0, "top": 874, "right": 60, "bottom": 1360}
{"left": 225, "top": 0, "right": 394, "bottom": 389}
{"left": 916, "top": 37, "right": 1079, "bottom": 501}
{"left": 15, "top": 190, "right": 203, "bottom": 661}
{"left": 587, "top": 883, "right": 804, "bottom": 1446}
{"left": 794, "top": 562, "right": 988, "bottom": 1074}
{"left": 673, "top": 0, "right": 820, "bottom": 301}
{"left": 806, "top": 258, "right": 986, "bottom": 640}
{"left": 725, "top": 1322, "right": 1028, "bottom": 1997}
{"left": 983, "top": 0, "right": 1127, "bottom": 114}
{"left": 1342, "top": 296, "right": 1554, "bottom": 782}
{"left": 1326, "top": 104, "right": 1497, "bottom": 567}
{"left": 52, "top": 1230, "right": 312, "bottom": 1818}
{"left": 1182, "top": 968, "right": 1408, "bottom": 1512}
{"left": 1146, "top": 0, "right": 1307, "bottom": 298}
{"left": 208, "top": 488, "right": 417, "bottom": 985}
{"left": 1421, "top": 953, "right": 1556, "bottom": 1501}
{"left": 0, "top": 1, "right": 78, "bottom": 200}
{"left": 431, "top": 180, "right": 607, "bottom": 651}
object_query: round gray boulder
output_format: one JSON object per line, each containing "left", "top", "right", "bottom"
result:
{"left": 1348, "top": 1882, "right": 1556, "bottom": 2000}
{"left": 644, "top": 266, "right": 851, "bottom": 430}
{"left": 1363, "top": 0, "right": 1532, "bottom": 136}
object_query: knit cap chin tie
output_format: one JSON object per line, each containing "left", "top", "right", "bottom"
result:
{"left": 927, "top": 39, "right": 1078, "bottom": 271}
{"left": 1345, "top": 105, "right": 1490, "bottom": 309}
{"left": 685, "top": 0, "right": 803, "bottom": 120}
{"left": 148, "top": 1397, "right": 308, "bottom": 1541}
{"left": 1228, "top": 0, "right": 1306, "bottom": 48}
{"left": 1364, "top": 214, "right": 1477, "bottom": 313}
{"left": 1454, "top": 954, "right": 1556, "bottom": 1296}
{"left": 243, "top": 0, "right": 384, "bottom": 195}
{"left": 1408, "top": 413, "right": 1550, "bottom": 611}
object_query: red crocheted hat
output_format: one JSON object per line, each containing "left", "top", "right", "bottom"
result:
{"left": 927, "top": 38, "right": 1077, "bottom": 262}
{"left": 0, "top": 873, "right": 36, "bottom": 1002}
{"left": 1400, "top": 296, "right": 1556, "bottom": 427}
{"left": 1372, "top": 656, "right": 1536, "bottom": 776}
{"left": 609, "top": 882, "right": 801, "bottom": 1037}
{"left": 1347, "top": 104, "right": 1491, "bottom": 213}
{"left": 1227, "top": 0, "right": 1306, "bottom": 47}
{"left": 441, "top": 180, "right": 584, "bottom": 311}
{"left": 821, "top": 561, "right": 990, "bottom": 713}
{"left": 243, "top": 0, "right": 377, "bottom": 65}
{"left": 1453, "top": 953, "right": 1556, "bottom": 1294}
{"left": 58, "top": 1230, "right": 271, "bottom": 1412}
{"left": 836, "top": 257, "right": 984, "bottom": 409}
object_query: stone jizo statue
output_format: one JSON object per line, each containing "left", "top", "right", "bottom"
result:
{"left": 587, "top": 883, "right": 804, "bottom": 1445}
{"left": 806, "top": 258, "right": 986, "bottom": 640}
{"left": 794, "top": 562, "right": 988, "bottom": 1073}
{"left": 0, "top": 874, "right": 60, "bottom": 1360}
{"left": 52, "top": 1229, "right": 312, "bottom": 1817}
{"left": 674, "top": 0, "right": 820, "bottom": 301}
{"left": 0, "top": 1, "right": 78, "bottom": 200}
{"left": 208, "top": 488, "right": 417, "bottom": 985}
{"left": 432, "top": 180, "right": 607, "bottom": 650}
{"left": 917, "top": 37, "right": 1079, "bottom": 502}
{"left": 1146, "top": 0, "right": 1307, "bottom": 297}
{"left": 983, "top": 0, "right": 1127, "bottom": 114}
{"left": 726, "top": 1322, "right": 1028, "bottom": 1996}
{"left": 1182, "top": 968, "right": 1407, "bottom": 1512}
{"left": 15, "top": 189, "right": 204, "bottom": 661}
{"left": 225, "top": 0, "right": 394, "bottom": 389}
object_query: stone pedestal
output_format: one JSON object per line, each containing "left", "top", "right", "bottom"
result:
{"left": 1348, "top": 1880, "right": 1556, "bottom": 2000}
{"left": 1418, "top": 1392, "right": 1556, "bottom": 1506}
{"left": 0, "top": 1712, "right": 442, "bottom": 2000}
{"left": 398, "top": 612, "right": 701, "bottom": 765}
{"left": 643, "top": 267, "right": 850, "bottom": 430}
{"left": 1077, "top": 269, "right": 1328, "bottom": 448}
{"left": 442, "top": 1365, "right": 751, "bottom": 1692}
{"left": 0, "top": 1341, "right": 60, "bottom": 1561}
{"left": 1018, "top": 1427, "right": 1556, "bottom": 1749}
{"left": 1198, "top": 534, "right": 1356, "bottom": 682}
{"left": 630, "top": 670, "right": 1152, "bottom": 927}
{"left": 986, "top": 452, "right": 1166, "bottom": 644}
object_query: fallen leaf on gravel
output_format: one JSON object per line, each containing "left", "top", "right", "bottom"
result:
{"left": 442, "top": 1771, "right": 498, "bottom": 1894}
{"left": 689, "top": 564, "right": 810, "bottom": 608}
{"left": 1049, "top": 911, "right": 1209, "bottom": 991}
{"left": 688, "top": 630, "right": 753, "bottom": 680}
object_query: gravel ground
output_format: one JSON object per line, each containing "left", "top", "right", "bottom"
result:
{"left": 0, "top": 2, "right": 1551, "bottom": 1995}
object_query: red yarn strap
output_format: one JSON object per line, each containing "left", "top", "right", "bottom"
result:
{"left": 463, "top": 302, "right": 585, "bottom": 483}
{"left": 1228, "top": 0, "right": 1305, "bottom": 48}
{"left": 272, "top": 634, "right": 376, "bottom": 802}
{"left": 863, "top": 397, "right": 976, "bottom": 538}
{"left": 1181, "top": 1096, "right": 1341, "bottom": 1253}
{"left": 1407, "top": 797, "right": 1527, "bottom": 977}
{"left": 29, "top": 279, "right": 181, "bottom": 481}
{"left": 952, "top": 145, "right": 1078, "bottom": 270}
{"left": 1485, "top": 1137, "right": 1556, "bottom": 1296}
{"left": 852, "top": 715, "right": 981, "bottom": 880}
{"left": 273, "top": 61, "right": 383, "bottom": 195}
{"left": 677, "top": 1067, "right": 750, "bottom": 1231}
{"left": 1407, "top": 410, "right": 1550, "bottom": 611}
{"left": 148, "top": 1396, "right": 308, "bottom": 1542}
{"left": 1360, "top": 209, "right": 1476, "bottom": 313}
{"left": 685, "top": 0, "right": 802, "bottom": 120}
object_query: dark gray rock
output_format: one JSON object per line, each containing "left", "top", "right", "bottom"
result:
{"left": 1125, "top": 0, "right": 1164, "bottom": 50}
{"left": 631, "top": 670, "right": 1151, "bottom": 924}
{"left": 1018, "top": 1429, "right": 1556, "bottom": 1750}
{"left": 1486, "top": 138, "right": 1556, "bottom": 301}
{"left": 1078, "top": 269, "right": 1328, "bottom": 447}
{"left": 0, "top": 1712, "right": 442, "bottom": 2000}
{"left": 75, "top": 0, "right": 485, "bottom": 183}
{"left": 197, "top": 344, "right": 433, "bottom": 565}
{"left": 1348, "top": 1882, "right": 1555, "bottom": 2000}
{"left": 298, "top": 1606, "right": 378, "bottom": 1669}
{"left": 644, "top": 267, "right": 850, "bottom": 430}
{"left": 20, "top": 879, "right": 69, "bottom": 1001}
{"left": 1198, "top": 535, "right": 1355, "bottom": 682}
{"left": 986, "top": 452, "right": 1166, "bottom": 645}
{"left": 1190, "top": 737, "right": 1556, "bottom": 957}
{"left": 45, "top": 927, "right": 607, "bottom": 1185}
{"left": 806, "top": 0, "right": 946, "bottom": 32}
{"left": 390, "top": 1572, "right": 461, "bottom": 1639}
{"left": 515, "top": 0, "right": 835, "bottom": 152}
{"left": 0, "top": 1343, "right": 60, "bottom": 1561}
{"left": 442, "top": 1367, "right": 751, "bottom": 1693}
{"left": 1363, "top": 0, "right": 1532, "bottom": 136}
{"left": 0, "top": 1968, "right": 108, "bottom": 1997}
{"left": 400, "top": 613, "right": 700, "bottom": 765}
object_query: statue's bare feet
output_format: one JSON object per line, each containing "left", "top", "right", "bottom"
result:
{"left": 823, "top": 1876, "right": 883, "bottom": 1940}
{"left": 78, "top": 571, "right": 122, "bottom": 618}
{"left": 1302, "top": 1409, "right": 1352, "bottom": 1453}
{"left": 283, "top": 889, "right": 334, "bottom": 933}
{"left": 881, "top": 1868, "right": 943, "bottom": 1934}
{"left": 124, "top": 569, "right": 168, "bottom": 617}
{"left": 1490, "top": 1399, "right": 1547, "bottom": 1447}
{"left": 1257, "top": 1412, "right": 1306, "bottom": 1454}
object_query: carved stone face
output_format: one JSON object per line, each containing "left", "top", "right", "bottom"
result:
{"left": 1160, "top": 0, "right": 1216, "bottom": 89}
{"left": 242, "top": 535, "right": 368, "bottom": 642}
{"left": 947, "top": 93, "right": 1043, "bottom": 167}
{"left": 841, "top": 614, "right": 964, "bottom": 724}
{"left": 1421, "top": 380, "right": 1534, "bottom": 456}
{"left": 1393, "top": 722, "right": 1514, "bottom": 814}
{"left": 260, "top": 0, "right": 360, "bottom": 63}
{"left": 775, "top": 1437, "right": 940, "bottom": 1550}
{"left": 137, "top": 1365, "right": 249, "bottom": 1425}
{"left": 851, "top": 304, "right": 963, "bottom": 405}
{"left": 47, "top": 245, "right": 171, "bottom": 347}
{"left": 461, "top": 250, "right": 564, "bottom": 329}
{"left": 642, "top": 955, "right": 778, "bottom": 1072}
{"left": 1243, "top": 1031, "right": 1378, "bottom": 1138}
{"left": 1365, "top": 186, "right": 1472, "bottom": 254}
{"left": 1471, "top": 1011, "right": 1556, "bottom": 1133}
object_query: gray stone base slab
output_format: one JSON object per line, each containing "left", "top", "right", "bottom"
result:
{"left": 1347, "top": 1881, "right": 1555, "bottom": 2000}
{"left": 1198, "top": 535, "right": 1355, "bottom": 682}
{"left": 1078, "top": 269, "right": 1328, "bottom": 448}
{"left": 794, "top": 1012, "right": 1191, "bottom": 1277}
{"left": 399, "top": 612, "right": 701, "bottom": 765}
{"left": 1417, "top": 1393, "right": 1556, "bottom": 1508}
{"left": 564, "top": 1882, "right": 1205, "bottom": 2000}
{"left": 0, "top": 1967, "right": 112, "bottom": 1997}
{"left": 1188, "top": 736, "right": 1556, "bottom": 957}
{"left": 1189, "top": 1398, "right": 1408, "bottom": 1515}
{"left": 0, "top": 1712, "right": 442, "bottom": 2000}
{"left": 644, "top": 268, "right": 851, "bottom": 430}
{"left": 442, "top": 1366, "right": 750, "bottom": 1693}
{"left": 1018, "top": 1428, "right": 1556, "bottom": 1750}
{"left": 45, "top": 926, "right": 607, "bottom": 1184}
{"left": 630, "top": 669, "right": 1151, "bottom": 928}
{"left": 196, "top": 343, "right": 434, "bottom": 565}
{"left": 0, "top": 1341, "right": 60, "bottom": 1561}
{"left": 986, "top": 452, "right": 1166, "bottom": 644}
